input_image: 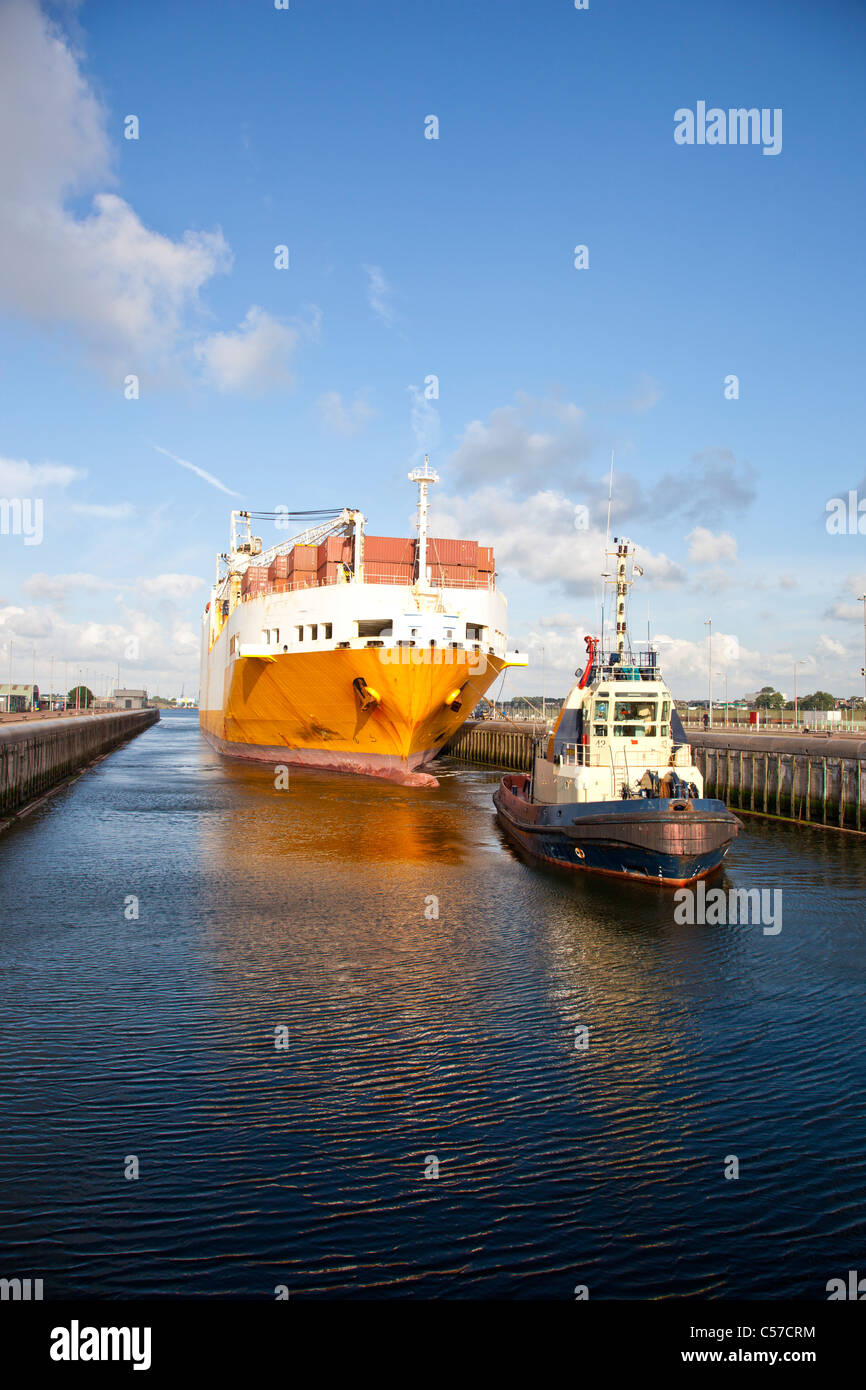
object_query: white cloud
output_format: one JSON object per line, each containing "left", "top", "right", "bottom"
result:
{"left": 817, "top": 634, "right": 847, "bottom": 658}
{"left": 0, "top": 1, "right": 230, "bottom": 364}
{"left": 137, "top": 573, "right": 205, "bottom": 599}
{"left": 21, "top": 569, "right": 204, "bottom": 604}
{"left": 363, "top": 264, "right": 394, "bottom": 324}
{"left": 0, "top": 455, "right": 81, "bottom": 492}
{"left": 194, "top": 306, "right": 298, "bottom": 394}
{"left": 22, "top": 572, "right": 112, "bottom": 602}
{"left": 449, "top": 394, "right": 593, "bottom": 494}
{"left": 154, "top": 445, "right": 241, "bottom": 497}
{"left": 826, "top": 601, "right": 861, "bottom": 621}
{"left": 316, "top": 391, "right": 375, "bottom": 436}
{"left": 687, "top": 527, "right": 738, "bottom": 566}
{"left": 431, "top": 484, "right": 685, "bottom": 596}
{"left": 0, "top": 594, "right": 201, "bottom": 688}
{"left": 539, "top": 611, "right": 581, "bottom": 628}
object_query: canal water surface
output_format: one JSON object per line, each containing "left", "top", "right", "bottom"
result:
{"left": 0, "top": 711, "right": 864, "bottom": 1298}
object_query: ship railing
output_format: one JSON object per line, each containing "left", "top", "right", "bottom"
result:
{"left": 240, "top": 570, "right": 496, "bottom": 599}
{"left": 594, "top": 648, "right": 661, "bottom": 682}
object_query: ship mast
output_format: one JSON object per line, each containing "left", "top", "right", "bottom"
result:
{"left": 614, "top": 538, "right": 630, "bottom": 655}
{"left": 602, "top": 536, "right": 644, "bottom": 661}
{"left": 408, "top": 454, "right": 439, "bottom": 585}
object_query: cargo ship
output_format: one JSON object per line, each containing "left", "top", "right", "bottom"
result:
{"left": 494, "top": 537, "right": 741, "bottom": 883}
{"left": 199, "top": 459, "right": 526, "bottom": 785}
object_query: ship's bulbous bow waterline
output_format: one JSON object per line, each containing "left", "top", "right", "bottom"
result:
{"left": 200, "top": 724, "right": 441, "bottom": 787}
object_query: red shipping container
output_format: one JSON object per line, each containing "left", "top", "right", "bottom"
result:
{"left": 268, "top": 554, "right": 291, "bottom": 580}
{"left": 241, "top": 565, "right": 268, "bottom": 595}
{"left": 427, "top": 537, "right": 478, "bottom": 566}
{"left": 363, "top": 535, "right": 416, "bottom": 565}
{"left": 317, "top": 560, "right": 351, "bottom": 586}
{"left": 434, "top": 564, "right": 478, "bottom": 587}
{"left": 289, "top": 544, "right": 318, "bottom": 572}
{"left": 318, "top": 536, "right": 354, "bottom": 566}
{"left": 365, "top": 561, "right": 414, "bottom": 584}
{"left": 477, "top": 546, "right": 494, "bottom": 572}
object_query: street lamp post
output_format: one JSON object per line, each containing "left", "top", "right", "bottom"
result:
{"left": 704, "top": 618, "right": 712, "bottom": 727}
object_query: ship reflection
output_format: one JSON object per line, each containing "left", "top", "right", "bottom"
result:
{"left": 199, "top": 755, "right": 468, "bottom": 869}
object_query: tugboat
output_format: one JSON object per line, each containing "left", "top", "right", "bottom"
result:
{"left": 493, "top": 538, "right": 741, "bottom": 884}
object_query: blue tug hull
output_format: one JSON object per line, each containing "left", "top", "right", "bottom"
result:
{"left": 494, "top": 774, "right": 741, "bottom": 885}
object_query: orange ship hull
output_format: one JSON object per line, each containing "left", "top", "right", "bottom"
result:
{"left": 199, "top": 647, "right": 506, "bottom": 786}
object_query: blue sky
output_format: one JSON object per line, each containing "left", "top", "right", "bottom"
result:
{"left": 1, "top": 0, "right": 864, "bottom": 700}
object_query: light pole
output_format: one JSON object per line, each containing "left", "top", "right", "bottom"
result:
{"left": 541, "top": 645, "right": 546, "bottom": 722}
{"left": 717, "top": 669, "right": 728, "bottom": 728}
{"left": 704, "top": 618, "right": 712, "bottom": 726}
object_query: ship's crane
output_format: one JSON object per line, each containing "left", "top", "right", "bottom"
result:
{"left": 216, "top": 508, "right": 367, "bottom": 588}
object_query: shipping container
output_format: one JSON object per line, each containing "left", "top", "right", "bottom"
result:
{"left": 317, "top": 536, "right": 354, "bottom": 566}
{"left": 289, "top": 544, "right": 318, "bottom": 571}
{"left": 477, "top": 546, "right": 495, "bottom": 572}
{"left": 268, "top": 554, "right": 291, "bottom": 580}
{"left": 427, "top": 537, "right": 478, "bottom": 566}
{"left": 241, "top": 565, "right": 269, "bottom": 596}
{"left": 317, "top": 560, "right": 352, "bottom": 586}
{"left": 363, "top": 535, "right": 416, "bottom": 565}
{"left": 364, "top": 561, "right": 415, "bottom": 585}
{"left": 434, "top": 564, "right": 479, "bottom": 587}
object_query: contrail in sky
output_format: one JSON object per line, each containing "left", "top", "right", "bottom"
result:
{"left": 154, "top": 445, "right": 241, "bottom": 497}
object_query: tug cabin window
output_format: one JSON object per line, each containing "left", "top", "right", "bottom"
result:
{"left": 613, "top": 699, "right": 658, "bottom": 738}
{"left": 593, "top": 698, "right": 609, "bottom": 737}
{"left": 661, "top": 698, "right": 671, "bottom": 737}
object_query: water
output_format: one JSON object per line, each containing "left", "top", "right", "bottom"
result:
{"left": 0, "top": 710, "right": 864, "bottom": 1299}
